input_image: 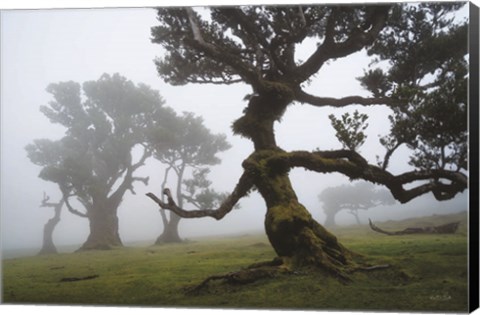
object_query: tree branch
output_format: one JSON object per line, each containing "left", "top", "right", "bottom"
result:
{"left": 186, "top": 8, "right": 206, "bottom": 44}
{"left": 108, "top": 146, "right": 151, "bottom": 204}
{"left": 146, "top": 171, "right": 254, "bottom": 220}
{"left": 295, "top": 89, "right": 395, "bottom": 108}
{"left": 128, "top": 176, "right": 150, "bottom": 195}
{"left": 183, "top": 8, "right": 260, "bottom": 86}
{"left": 185, "top": 77, "right": 243, "bottom": 85}
{"left": 284, "top": 150, "right": 467, "bottom": 204}
{"left": 380, "top": 141, "right": 403, "bottom": 170}
{"left": 295, "top": 5, "right": 390, "bottom": 83}
{"left": 63, "top": 195, "right": 89, "bottom": 218}
{"left": 40, "top": 192, "right": 60, "bottom": 208}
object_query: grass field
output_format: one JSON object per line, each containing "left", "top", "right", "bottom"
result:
{"left": 1, "top": 211, "right": 469, "bottom": 312}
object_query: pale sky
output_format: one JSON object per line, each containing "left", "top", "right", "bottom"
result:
{"left": 0, "top": 0, "right": 470, "bottom": 253}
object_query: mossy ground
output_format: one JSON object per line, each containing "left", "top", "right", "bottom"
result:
{"left": 2, "top": 212, "right": 469, "bottom": 312}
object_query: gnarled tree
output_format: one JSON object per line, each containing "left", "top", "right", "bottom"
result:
{"left": 147, "top": 3, "right": 468, "bottom": 279}
{"left": 26, "top": 74, "right": 166, "bottom": 250}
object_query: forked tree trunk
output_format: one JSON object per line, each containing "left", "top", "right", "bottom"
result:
{"left": 80, "top": 203, "right": 122, "bottom": 250}
{"left": 155, "top": 212, "right": 182, "bottom": 244}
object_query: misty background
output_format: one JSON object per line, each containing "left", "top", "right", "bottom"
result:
{"left": 0, "top": 3, "right": 469, "bottom": 255}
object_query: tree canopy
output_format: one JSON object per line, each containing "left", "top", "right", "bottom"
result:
{"left": 27, "top": 73, "right": 167, "bottom": 250}
{"left": 150, "top": 3, "right": 467, "bottom": 201}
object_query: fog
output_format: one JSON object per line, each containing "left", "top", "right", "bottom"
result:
{"left": 0, "top": 2, "right": 469, "bottom": 256}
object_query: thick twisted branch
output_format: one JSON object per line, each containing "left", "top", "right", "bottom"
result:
{"left": 284, "top": 150, "right": 467, "bottom": 204}
{"left": 146, "top": 171, "right": 254, "bottom": 220}
{"left": 295, "top": 89, "right": 395, "bottom": 108}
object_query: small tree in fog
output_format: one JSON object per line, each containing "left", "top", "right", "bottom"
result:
{"left": 148, "top": 112, "right": 231, "bottom": 243}
{"left": 319, "top": 182, "right": 395, "bottom": 226}
{"left": 37, "top": 192, "right": 65, "bottom": 255}
{"left": 26, "top": 73, "right": 167, "bottom": 250}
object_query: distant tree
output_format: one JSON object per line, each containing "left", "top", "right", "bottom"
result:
{"left": 147, "top": 112, "right": 231, "bottom": 243}
{"left": 26, "top": 74, "right": 166, "bottom": 250}
{"left": 147, "top": 3, "right": 468, "bottom": 280}
{"left": 319, "top": 182, "right": 395, "bottom": 226}
{"left": 37, "top": 192, "right": 65, "bottom": 255}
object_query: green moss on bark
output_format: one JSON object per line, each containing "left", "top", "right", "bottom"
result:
{"left": 243, "top": 149, "right": 355, "bottom": 279}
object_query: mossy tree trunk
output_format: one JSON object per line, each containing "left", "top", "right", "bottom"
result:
{"left": 237, "top": 94, "right": 355, "bottom": 278}
{"left": 244, "top": 149, "right": 354, "bottom": 278}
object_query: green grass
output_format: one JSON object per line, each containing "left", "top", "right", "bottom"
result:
{"left": 2, "top": 212, "right": 469, "bottom": 312}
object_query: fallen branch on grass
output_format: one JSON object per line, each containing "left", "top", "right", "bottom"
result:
{"left": 368, "top": 219, "right": 460, "bottom": 236}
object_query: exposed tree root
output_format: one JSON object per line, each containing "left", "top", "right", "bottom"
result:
{"left": 185, "top": 266, "right": 281, "bottom": 295}
{"left": 185, "top": 258, "right": 286, "bottom": 295}
{"left": 184, "top": 257, "right": 392, "bottom": 295}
